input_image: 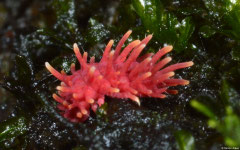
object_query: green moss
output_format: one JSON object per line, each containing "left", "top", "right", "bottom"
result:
{"left": 132, "top": 0, "right": 195, "bottom": 53}
{"left": 191, "top": 80, "right": 240, "bottom": 147}
{"left": 175, "top": 130, "right": 195, "bottom": 150}
{"left": 0, "top": 117, "right": 27, "bottom": 148}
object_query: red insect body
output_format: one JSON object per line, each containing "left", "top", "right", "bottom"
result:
{"left": 45, "top": 30, "right": 193, "bottom": 122}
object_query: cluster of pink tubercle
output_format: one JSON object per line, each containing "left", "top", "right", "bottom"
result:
{"left": 45, "top": 30, "right": 194, "bottom": 122}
